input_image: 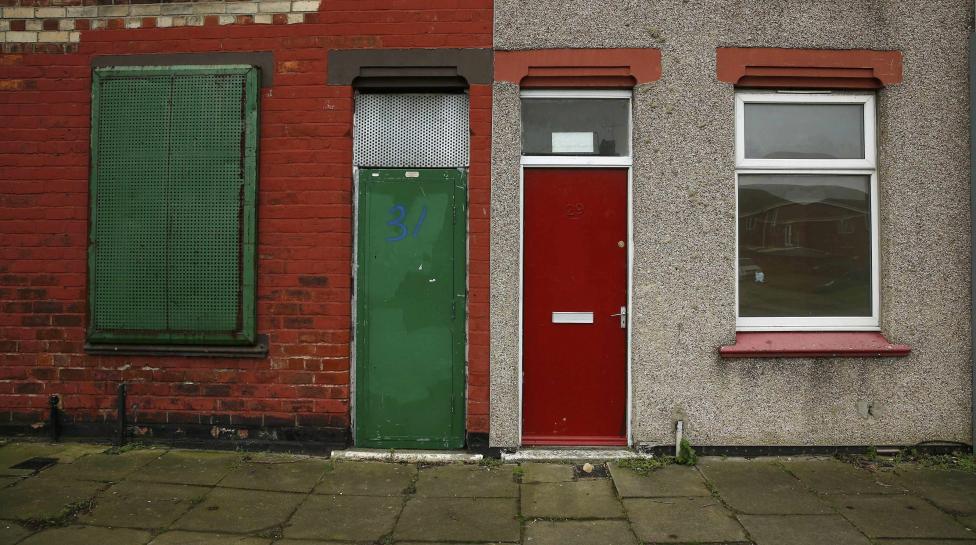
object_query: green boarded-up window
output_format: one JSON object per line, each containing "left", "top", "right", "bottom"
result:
{"left": 88, "top": 66, "right": 259, "bottom": 346}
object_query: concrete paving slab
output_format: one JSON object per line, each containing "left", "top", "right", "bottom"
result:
{"left": 738, "top": 514, "right": 872, "bottom": 545}
{"left": 219, "top": 456, "right": 330, "bottom": 493}
{"left": 172, "top": 487, "right": 304, "bottom": 534}
{"left": 0, "top": 476, "right": 21, "bottom": 489}
{"left": 894, "top": 468, "right": 976, "bottom": 514}
{"left": 520, "top": 463, "right": 575, "bottom": 483}
{"left": 274, "top": 542, "right": 353, "bottom": 545}
{"left": 0, "top": 443, "right": 67, "bottom": 476}
{"left": 41, "top": 450, "right": 163, "bottom": 482}
{"left": 524, "top": 520, "right": 638, "bottom": 545}
{"left": 874, "top": 539, "right": 976, "bottom": 545}
{"left": 394, "top": 497, "right": 519, "bottom": 542}
{"left": 522, "top": 480, "right": 624, "bottom": 519}
{"left": 274, "top": 539, "right": 358, "bottom": 545}
{"left": 0, "top": 521, "right": 32, "bottom": 544}
{"left": 625, "top": 497, "right": 747, "bottom": 543}
{"left": 699, "top": 459, "right": 832, "bottom": 514}
{"left": 45, "top": 443, "right": 108, "bottom": 463}
{"left": 415, "top": 464, "right": 518, "bottom": 497}
{"left": 782, "top": 458, "right": 904, "bottom": 495}
{"left": 285, "top": 494, "right": 401, "bottom": 541}
{"left": 958, "top": 513, "right": 976, "bottom": 530}
{"left": 131, "top": 450, "right": 239, "bottom": 486}
{"left": 0, "top": 475, "right": 103, "bottom": 521}
{"left": 149, "top": 531, "right": 272, "bottom": 544}
{"left": 831, "top": 494, "right": 974, "bottom": 539}
{"left": 18, "top": 525, "right": 151, "bottom": 545}
{"left": 313, "top": 461, "right": 415, "bottom": 496}
{"left": 609, "top": 463, "right": 710, "bottom": 497}
{"left": 80, "top": 480, "right": 209, "bottom": 529}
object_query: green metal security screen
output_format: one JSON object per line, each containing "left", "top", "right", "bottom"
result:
{"left": 356, "top": 169, "right": 467, "bottom": 449}
{"left": 88, "top": 66, "right": 258, "bottom": 345}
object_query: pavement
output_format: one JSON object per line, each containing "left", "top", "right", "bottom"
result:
{"left": 1, "top": 441, "right": 975, "bottom": 544}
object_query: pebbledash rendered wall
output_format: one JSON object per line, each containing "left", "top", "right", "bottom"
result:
{"left": 490, "top": 1, "right": 975, "bottom": 448}
{"left": 0, "top": 0, "right": 493, "bottom": 444}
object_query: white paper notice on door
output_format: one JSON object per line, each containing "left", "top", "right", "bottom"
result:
{"left": 551, "top": 132, "right": 594, "bottom": 154}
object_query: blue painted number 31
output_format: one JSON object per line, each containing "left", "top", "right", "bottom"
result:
{"left": 385, "top": 204, "right": 427, "bottom": 242}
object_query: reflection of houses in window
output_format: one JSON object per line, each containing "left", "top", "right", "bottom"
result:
{"left": 738, "top": 183, "right": 869, "bottom": 262}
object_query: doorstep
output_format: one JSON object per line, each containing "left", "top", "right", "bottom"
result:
{"left": 501, "top": 447, "right": 647, "bottom": 462}
{"left": 330, "top": 448, "right": 483, "bottom": 463}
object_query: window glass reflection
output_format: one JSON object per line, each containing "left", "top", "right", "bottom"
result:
{"left": 744, "top": 103, "right": 865, "bottom": 160}
{"left": 738, "top": 174, "right": 871, "bottom": 317}
{"left": 522, "top": 99, "right": 630, "bottom": 156}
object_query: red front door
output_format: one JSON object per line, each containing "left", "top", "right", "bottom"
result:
{"left": 522, "top": 168, "right": 628, "bottom": 446}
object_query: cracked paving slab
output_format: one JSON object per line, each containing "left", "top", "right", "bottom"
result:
{"left": 522, "top": 480, "right": 624, "bottom": 519}
{"left": 313, "top": 461, "right": 415, "bottom": 496}
{"left": 394, "top": 497, "right": 519, "bottom": 542}
{"left": 80, "top": 480, "right": 210, "bottom": 529}
{"left": 698, "top": 459, "right": 832, "bottom": 514}
{"left": 625, "top": 496, "right": 747, "bottom": 543}
{"left": 130, "top": 451, "right": 239, "bottom": 486}
{"left": 830, "top": 494, "right": 974, "bottom": 539}
{"left": 414, "top": 463, "right": 518, "bottom": 497}
{"left": 172, "top": 487, "right": 305, "bottom": 534}
{"left": 284, "top": 494, "right": 402, "bottom": 541}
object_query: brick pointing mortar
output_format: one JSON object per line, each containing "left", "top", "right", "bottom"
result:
{"left": 0, "top": 0, "right": 320, "bottom": 45}
{"left": 0, "top": 0, "right": 494, "bottom": 439}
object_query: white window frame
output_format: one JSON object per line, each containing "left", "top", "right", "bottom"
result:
{"left": 735, "top": 91, "right": 880, "bottom": 331}
{"left": 736, "top": 92, "right": 876, "bottom": 170}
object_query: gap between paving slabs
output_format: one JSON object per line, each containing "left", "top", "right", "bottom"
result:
{"left": 6, "top": 442, "right": 976, "bottom": 544}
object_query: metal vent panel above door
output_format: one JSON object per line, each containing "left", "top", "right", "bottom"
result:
{"left": 354, "top": 93, "right": 469, "bottom": 168}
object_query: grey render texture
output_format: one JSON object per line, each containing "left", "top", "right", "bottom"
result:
{"left": 489, "top": 0, "right": 975, "bottom": 447}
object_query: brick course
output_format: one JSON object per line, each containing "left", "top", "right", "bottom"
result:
{"left": 0, "top": 0, "right": 493, "bottom": 441}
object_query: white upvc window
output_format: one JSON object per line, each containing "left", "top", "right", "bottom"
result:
{"left": 735, "top": 91, "right": 879, "bottom": 331}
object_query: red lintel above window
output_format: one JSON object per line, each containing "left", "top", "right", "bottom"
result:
{"left": 716, "top": 48, "right": 902, "bottom": 89}
{"left": 720, "top": 332, "right": 911, "bottom": 359}
{"left": 494, "top": 48, "right": 662, "bottom": 88}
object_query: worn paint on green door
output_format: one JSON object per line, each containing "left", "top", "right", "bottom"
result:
{"left": 356, "top": 168, "right": 466, "bottom": 449}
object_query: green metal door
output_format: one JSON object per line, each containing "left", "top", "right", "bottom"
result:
{"left": 356, "top": 168, "right": 466, "bottom": 449}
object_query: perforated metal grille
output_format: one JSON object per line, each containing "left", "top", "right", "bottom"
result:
{"left": 167, "top": 73, "right": 245, "bottom": 333}
{"left": 354, "top": 93, "right": 469, "bottom": 168}
{"left": 92, "top": 76, "right": 170, "bottom": 332}
{"left": 90, "top": 68, "right": 255, "bottom": 343}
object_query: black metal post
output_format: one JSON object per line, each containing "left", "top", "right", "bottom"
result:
{"left": 48, "top": 394, "right": 60, "bottom": 442}
{"left": 117, "top": 383, "right": 127, "bottom": 447}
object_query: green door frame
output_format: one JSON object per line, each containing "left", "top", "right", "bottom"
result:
{"left": 354, "top": 168, "right": 467, "bottom": 449}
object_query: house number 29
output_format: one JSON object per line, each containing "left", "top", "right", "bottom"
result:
{"left": 385, "top": 204, "right": 428, "bottom": 242}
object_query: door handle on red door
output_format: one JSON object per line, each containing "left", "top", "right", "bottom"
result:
{"left": 610, "top": 306, "right": 626, "bottom": 329}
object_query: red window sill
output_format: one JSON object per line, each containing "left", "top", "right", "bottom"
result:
{"left": 720, "top": 332, "right": 911, "bottom": 358}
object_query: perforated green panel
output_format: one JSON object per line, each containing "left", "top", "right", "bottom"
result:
{"left": 89, "top": 66, "right": 258, "bottom": 345}
{"left": 90, "top": 76, "right": 170, "bottom": 332}
{"left": 168, "top": 74, "right": 246, "bottom": 333}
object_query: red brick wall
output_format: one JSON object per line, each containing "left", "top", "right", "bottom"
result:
{"left": 0, "top": 1, "right": 492, "bottom": 441}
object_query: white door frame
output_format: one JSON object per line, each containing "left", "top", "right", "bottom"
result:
{"left": 517, "top": 88, "right": 634, "bottom": 446}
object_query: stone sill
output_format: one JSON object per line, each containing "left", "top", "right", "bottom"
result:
{"left": 720, "top": 332, "right": 911, "bottom": 358}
